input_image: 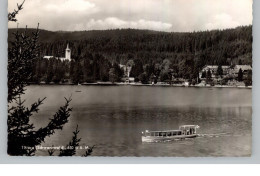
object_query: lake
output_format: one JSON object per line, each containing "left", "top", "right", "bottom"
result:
{"left": 22, "top": 85, "right": 252, "bottom": 156}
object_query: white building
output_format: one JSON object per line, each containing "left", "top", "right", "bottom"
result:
{"left": 43, "top": 56, "right": 54, "bottom": 59}
{"left": 43, "top": 44, "right": 71, "bottom": 61}
{"left": 119, "top": 64, "right": 134, "bottom": 83}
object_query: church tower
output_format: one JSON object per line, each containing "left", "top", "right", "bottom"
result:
{"left": 65, "top": 44, "right": 71, "bottom": 61}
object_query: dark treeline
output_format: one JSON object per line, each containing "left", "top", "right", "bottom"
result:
{"left": 9, "top": 26, "right": 252, "bottom": 83}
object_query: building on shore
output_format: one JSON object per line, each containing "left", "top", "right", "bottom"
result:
{"left": 119, "top": 64, "right": 135, "bottom": 83}
{"left": 231, "top": 65, "right": 252, "bottom": 76}
{"left": 43, "top": 44, "right": 71, "bottom": 61}
{"left": 199, "top": 65, "right": 230, "bottom": 79}
{"left": 198, "top": 64, "right": 252, "bottom": 87}
{"left": 199, "top": 65, "right": 252, "bottom": 79}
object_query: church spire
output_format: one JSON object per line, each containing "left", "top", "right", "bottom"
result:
{"left": 65, "top": 43, "right": 71, "bottom": 61}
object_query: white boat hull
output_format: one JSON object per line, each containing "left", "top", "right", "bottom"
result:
{"left": 142, "top": 134, "right": 198, "bottom": 142}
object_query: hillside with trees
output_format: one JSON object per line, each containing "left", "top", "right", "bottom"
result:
{"left": 8, "top": 26, "right": 252, "bottom": 84}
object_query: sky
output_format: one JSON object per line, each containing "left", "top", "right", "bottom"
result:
{"left": 8, "top": 0, "right": 253, "bottom": 32}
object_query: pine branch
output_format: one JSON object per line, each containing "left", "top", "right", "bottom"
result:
{"left": 8, "top": 97, "right": 72, "bottom": 156}
{"left": 33, "top": 97, "right": 72, "bottom": 144}
{"left": 8, "top": 0, "right": 25, "bottom": 22}
{"left": 8, "top": 97, "right": 46, "bottom": 133}
{"left": 59, "top": 125, "right": 81, "bottom": 156}
{"left": 82, "top": 145, "right": 95, "bottom": 157}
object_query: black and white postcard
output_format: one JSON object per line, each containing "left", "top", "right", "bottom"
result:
{"left": 7, "top": 0, "right": 252, "bottom": 157}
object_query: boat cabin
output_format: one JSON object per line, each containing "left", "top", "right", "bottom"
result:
{"left": 179, "top": 125, "right": 199, "bottom": 135}
{"left": 142, "top": 130, "right": 182, "bottom": 137}
{"left": 142, "top": 125, "right": 199, "bottom": 137}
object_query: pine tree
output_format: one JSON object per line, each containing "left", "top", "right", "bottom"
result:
{"left": 7, "top": 21, "right": 73, "bottom": 155}
{"left": 113, "top": 63, "right": 124, "bottom": 81}
{"left": 201, "top": 71, "right": 206, "bottom": 78}
{"left": 8, "top": 1, "right": 93, "bottom": 156}
{"left": 109, "top": 68, "right": 117, "bottom": 83}
{"left": 8, "top": 96, "right": 72, "bottom": 156}
{"left": 217, "top": 65, "right": 223, "bottom": 78}
{"left": 206, "top": 69, "right": 212, "bottom": 83}
{"left": 130, "top": 59, "right": 144, "bottom": 79}
{"left": 238, "top": 68, "right": 243, "bottom": 82}
{"left": 206, "top": 69, "right": 212, "bottom": 79}
{"left": 244, "top": 70, "right": 252, "bottom": 86}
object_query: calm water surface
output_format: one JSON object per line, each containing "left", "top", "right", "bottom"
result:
{"left": 22, "top": 85, "right": 252, "bottom": 156}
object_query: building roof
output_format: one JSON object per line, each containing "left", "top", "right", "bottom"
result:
{"left": 146, "top": 130, "right": 182, "bottom": 133}
{"left": 204, "top": 65, "right": 218, "bottom": 69}
{"left": 43, "top": 56, "right": 54, "bottom": 59}
{"left": 43, "top": 56, "right": 70, "bottom": 61}
{"left": 202, "top": 65, "right": 230, "bottom": 70}
{"left": 234, "top": 65, "right": 252, "bottom": 70}
{"left": 179, "top": 125, "right": 199, "bottom": 128}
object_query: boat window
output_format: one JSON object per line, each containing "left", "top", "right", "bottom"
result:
{"left": 178, "top": 131, "right": 182, "bottom": 135}
{"left": 167, "top": 132, "right": 171, "bottom": 136}
{"left": 159, "top": 132, "right": 166, "bottom": 137}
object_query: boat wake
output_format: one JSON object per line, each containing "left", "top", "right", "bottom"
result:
{"left": 197, "top": 133, "right": 231, "bottom": 138}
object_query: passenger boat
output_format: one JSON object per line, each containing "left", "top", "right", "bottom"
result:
{"left": 141, "top": 125, "right": 200, "bottom": 142}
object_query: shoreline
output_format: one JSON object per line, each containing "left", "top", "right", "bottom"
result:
{"left": 29, "top": 82, "right": 252, "bottom": 89}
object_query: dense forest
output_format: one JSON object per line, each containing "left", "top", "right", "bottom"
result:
{"left": 8, "top": 25, "right": 252, "bottom": 84}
